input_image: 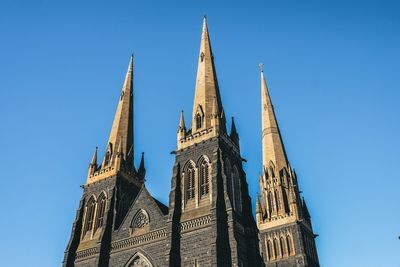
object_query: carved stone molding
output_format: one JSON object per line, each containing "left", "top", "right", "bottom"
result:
{"left": 112, "top": 229, "right": 167, "bottom": 251}
{"left": 181, "top": 215, "right": 212, "bottom": 232}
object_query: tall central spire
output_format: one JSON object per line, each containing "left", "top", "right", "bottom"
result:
{"left": 103, "top": 55, "right": 134, "bottom": 167}
{"left": 261, "top": 66, "right": 288, "bottom": 170}
{"left": 191, "top": 17, "right": 223, "bottom": 132}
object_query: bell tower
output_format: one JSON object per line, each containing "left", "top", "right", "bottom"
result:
{"left": 256, "top": 66, "right": 320, "bottom": 266}
{"left": 63, "top": 56, "right": 145, "bottom": 267}
{"left": 166, "top": 17, "right": 263, "bottom": 267}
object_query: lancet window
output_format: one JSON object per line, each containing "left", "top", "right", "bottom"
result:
{"left": 196, "top": 114, "right": 202, "bottom": 129}
{"left": 185, "top": 163, "right": 196, "bottom": 201}
{"left": 267, "top": 239, "right": 273, "bottom": 260}
{"left": 199, "top": 160, "right": 210, "bottom": 197}
{"left": 104, "top": 151, "right": 111, "bottom": 166}
{"left": 94, "top": 193, "right": 107, "bottom": 232}
{"left": 287, "top": 235, "right": 293, "bottom": 255}
{"left": 280, "top": 236, "right": 286, "bottom": 256}
{"left": 274, "top": 238, "right": 279, "bottom": 258}
{"left": 83, "top": 196, "right": 96, "bottom": 235}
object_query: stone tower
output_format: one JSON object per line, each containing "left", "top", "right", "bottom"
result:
{"left": 168, "top": 17, "right": 263, "bottom": 267}
{"left": 256, "top": 67, "right": 320, "bottom": 266}
{"left": 63, "top": 56, "right": 148, "bottom": 266}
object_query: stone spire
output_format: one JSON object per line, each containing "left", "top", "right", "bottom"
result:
{"left": 88, "top": 147, "right": 98, "bottom": 176}
{"left": 177, "top": 110, "right": 186, "bottom": 142}
{"left": 230, "top": 117, "right": 239, "bottom": 147}
{"left": 191, "top": 17, "right": 224, "bottom": 132}
{"left": 102, "top": 55, "right": 134, "bottom": 168}
{"left": 260, "top": 65, "right": 288, "bottom": 171}
{"left": 178, "top": 110, "right": 186, "bottom": 131}
{"left": 137, "top": 152, "right": 146, "bottom": 180}
{"left": 90, "top": 147, "right": 98, "bottom": 166}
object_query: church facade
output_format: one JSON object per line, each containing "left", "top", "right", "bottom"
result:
{"left": 63, "top": 18, "right": 320, "bottom": 267}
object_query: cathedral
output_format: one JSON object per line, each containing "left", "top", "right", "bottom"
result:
{"left": 63, "top": 18, "right": 320, "bottom": 267}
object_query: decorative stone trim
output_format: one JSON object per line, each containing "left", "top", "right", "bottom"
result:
{"left": 111, "top": 229, "right": 167, "bottom": 251}
{"left": 76, "top": 247, "right": 98, "bottom": 260}
{"left": 181, "top": 215, "right": 212, "bottom": 232}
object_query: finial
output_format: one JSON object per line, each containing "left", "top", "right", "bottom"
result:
{"left": 259, "top": 63, "right": 264, "bottom": 73}
{"left": 138, "top": 151, "right": 146, "bottom": 180}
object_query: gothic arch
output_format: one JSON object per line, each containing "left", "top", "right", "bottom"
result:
{"left": 83, "top": 195, "right": 97, "bottom": 236}
{"left": 125, "top": 252, "right": 153, "bottom": 267}
{"left": 183, "top": 159, "right": 196, "bottom": 172}
{"left": 196, "top": 154, "right": 210, "bottom": 166}
{"left": 198, "top": 155, "right": 210, "bottom": 198}
{"left": 195, "top": 105, "right": 204, "bottom": 130}
{"left": 131, "top": 209, "right": 150, "bottom": 229}
{"left": 94, "top": 192, "right": 107, "bottom": 232}
{"left": 183, "top": 160, "right": 196, "bottom": 202}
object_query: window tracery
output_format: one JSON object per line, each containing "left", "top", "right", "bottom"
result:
{"left": 126, "top": 252, "right": 153, "bottom": 267}
{"left": 131, "top": 209, "right": 150, "bottom": 229}
{"left": 94, "top": 193, "right": 107, "bottom": 232}
{"left": 199, "top": 160, "right": 210, "bottom": 197}
{"left": 185, "top": 163, "right": 196, "bottom": 201}
{"left": 83, "top": 196, "right": 96, "bottom": 235}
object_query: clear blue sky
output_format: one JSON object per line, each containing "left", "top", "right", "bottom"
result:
{"left": 0, "top": 0, "right": 399, "bottom": 266}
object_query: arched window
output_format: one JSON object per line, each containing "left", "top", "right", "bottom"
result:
{"left": 83, "top": 196, "right": 96, "bottom": 235}
{"left": 126, "top": 252, "right": 153, "bottom": 267}
{"left": 268, "top": 191, "right": 274, "bottom": 214}
{"left": 94, "top": 193, "right": 107, "bottom": 232}
{"left": 280, "top": 236, "right": 286, "bottom": 256}
{"left": 185, "top": 164, "right": 195, "bottom": 201}
{"left": 273, "top": 238, "right": 279, "bottom": 258}
{"left": 287, "top": 235, "right": 293, "bottom": 255}
{"left": 196, "top": 114, "right": 202, "bottom": 129}
{"left": 104, "top": 151, "right": 111, "bottom": 166}
{"left": 199, "top": 160, "right": 210, "bottom": 197}
{"left": 275, "top": 189, "right": 281, "bottom": 211}
{"left": 267, "top": 240, "right": 273, "bottom": 260}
